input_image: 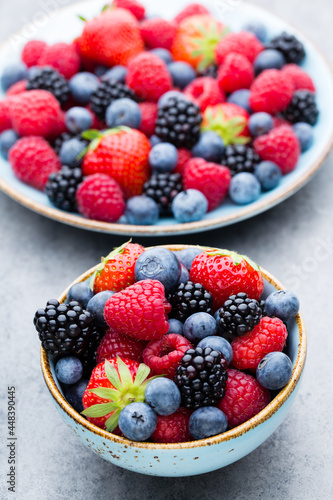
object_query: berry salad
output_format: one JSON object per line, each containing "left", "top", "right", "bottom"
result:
{"left": 34, "top": 242, "right": 300, "bottom": 442}
{"left": 0, "top": 1, "right": 320, "bottom": 226}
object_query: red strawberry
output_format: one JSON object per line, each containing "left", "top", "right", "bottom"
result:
{"left": 126, "top": 52, "right": 172, "bottom": 102}
{"left": 183, "top": 158, "right": 231, "bottom": 211}
{"left": 190, "top": 249, "right": 264, "bottom": 310}
{"left": 219, "top": 369, "right": 271, "bottom": 429}
{"left": 143, "top": 334, "right": 192, "bottom": 378}
{"left": 217, "top": 53, "right": 254, "bottom": 94}
{"left": 151, "top": 408, "right": 192, "bottom": 443}
{"left": 0, "top": 99, "right": 12, "bottom": 133}
{"left": 254, "top": 125, "right": 300, "bottom": 174}
{"left": 21, "top": 40, "right": 48, "bottom": 67}
{"left": 96, "top": 328, "right": 146, "bottom": 364}
{"left": 78, "top": 9, "right": 144, "bottom": 67}
{"left": 6, "top": 80, "right": 27, "bottom": 96}
{"left": 91, "top": 241, "right": 145, "bottom": 293}
{"left": 174, "top": 148, "right": 192, "bottom": 175}
{"left": 138, "top": 102, "right": 158, "bottom": 138}
{"left": 249, "top": 69, "right": 294, "bottom": 114}
{"left": 174, "top": 3, "right": 210, "bottom": 25}
{"left": 82, "top": 128, "right": 151, "bottom": 199}
{"left": 282, "top": 64, "right": 316, "bottom": 92}
{"left": 215, "top": 31, "right": 264, "bottom": 65}
{"left": 38, "top": 42, "right": 81, "bottom": 80}
{"left": 140, "top": 18, "right": 177, "bottom": 50}
{"left": 184, "top": 76, "right": 225, "bottom": 112}
{"left": 113, "top": 0, "right": 146, "bottom": 20}
{"left": 201, "top": 103, "right": 250, "bottom": 146}
{"left": 104, "top": 280, "right": 171, "bottom": 341}
{"left": 231, "top": 317, "right": 288, "bottom": 371}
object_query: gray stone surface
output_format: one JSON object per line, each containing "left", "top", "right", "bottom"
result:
{"left": 0, "top": 1, "right": 333, "bottom": 499}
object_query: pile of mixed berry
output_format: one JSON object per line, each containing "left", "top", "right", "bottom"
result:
{"left": 34, "top": 242, "right": 300, "bottom": 442}
{"left": 0, "top": 1, "right": 319, "bottom": 225}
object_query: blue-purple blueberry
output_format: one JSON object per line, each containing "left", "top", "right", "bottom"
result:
{"left": 197, "top": 336, "right": 233, "bottom": 365}
{"left": 292, "top": 122, "right": 314, "bottom": 152}
{"left": 149, "top": 142, "right": 178, "bottom": 173}
{"left": 65, "top": 107, "right": 92, "bottom": 134}
{"left": 227, "top": 89, "right": 251, "bottom": 113}
{"left": 59, "top": 138, "right": 87, "bottom": 168}
{"left": 0, "top": 130, "right": 19, "bottom": 159}
{"left": 178, "top": 265, "right": 190, "bottom": 285}
{"left": 229, "top": 172, "right": 261, "bottom": 204}
{"left": 106, "top": 98, "right": 141, "bottom": 129}
{"left": 87, "top": 290, "right": 115, "bottom": 328}
{"left": 55, "top": 356, "right": 83, "bottom": 385}
{"left": 168, "top": 61, "right": 196, "bottom": 89}
{"left": 125, "top": 196, "right": 159, "bottom": 225}
{"left": 145, "top": 378, "right": 181, "bottom": 416}
{"left": 67, "top": 282, "right": 94, "bottom": 308}
{"left": 242, "top": 21, "right": 267, "bottom": 42}
{"left": 69, "top": 72, "right": 99, "bottom": 105}
{"left": 264, "top": 290, "right": 300, "bottom": 322}
{"left": 1, "top": 62, "right": 28, "bottom": 91}
{"left": 118, "top": 402, "right": 157, "bottom": 441}
{"left": 183, "top": 312, "right": 217, "bottom": 342}
{"left": 102, "top": 65, "right": 128, "bottom": 83}
{"left": 150, "top": 48, "right": 174, "bottom": 64}
{"left": 189, "top": 406, "right": 228, "bottom": 440}
{"left": 135, "top": 246, "right": 181, "bottom": 293}
{"left": 254, "top": 49, "right": 286, "bottom": 75}
{"left": 176, "top": 247, "right": 202, "bottom": 271}
{"left": 249, "top": 112, "right": 274, "bottom": 137}
{"left": 63, "top": 378, "right": 89, "bottom": 413}
{"left": 255, "top": 161, "right": 281, "bottom": 191}
{"left": 191, "top": 131, "right": 225, "bottom": 163}
{"left": 167, "top": 318, "right": 184, "bottom": 336}
{"left": 256, "top": 352, "right": 293, "bottom": 390}
{"left": 172, "top": 189, "right": 208, "bottom": 223}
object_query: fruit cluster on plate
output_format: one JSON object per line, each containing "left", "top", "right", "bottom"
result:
{"left": 34, "top": 242, "right": 300, "bottom": 442}
{"left": 0, "top": 1, "right": 319, "bottom": 226}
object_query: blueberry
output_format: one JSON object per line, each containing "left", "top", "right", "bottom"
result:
{"left": 145, "top": 378, "right": 181, "bottom": 416}
{"left": 59, "top": 138, "right": 87, "bottom": 168}
{"left": 94, "top": 65, "right": 109, "bottom": 77}
{"left": 67, "top": 282, "right": 94, "bottom": 308}
{"left": 227, "top": 89, "right": 251, "bottom": 113}
{"left": 249, "top": 112, "right": 274, "bottom": 137}
{"left": 172, "top": 189, "right": 208, "bottom": 223}
{"left": 293, "top": 122, "right": 314, "bottom": 152}
{"left": 149, "top": 134, "right": 163, "bottom": 147}
{"left": 265, "top": 290, "right": 300, "bottom": 322}
{"left": 150, "top": 48, "right": 174, "bottom": 64}
{"left": 242, "top": 21, "right": 267, "bottom": 42}
{"left": 254, "top": 49, "right": 286, "bottom": 75}
{"left": 255, "top": 161, "right": 282, "bottom": 191}
{"left": 65, "top": 107, "right": 93, "bottom": 134}
{"left": 55, "top": 357, "right": 83, "bottom": 385}
{"left": 106, "top": 98, "right": 141, "bottom": 129}
{"left": 178, "top": 265, "right": 190, "bottom": 284}
{"left": 176, "top": 247, "right": 202, "bottom": 271}
{"left": 189, "top": 406, "right": 228, "bottom": 440}
{"left": 69, "top": 72, "right": 99, "bottom": 105}
{"left": 183, "top": 312, "right": 217, "bottom": 342}
{"left": 197, "top": 336, "right": 233, "bottom": 365}
{"left": 135, "top": 247, "right": 181, "bottom": 293}
{"left": 158, "top": 90, "right": 188, "bottom": 108}
{"left": 256, "top": 352, "right": 293, "bottom": 390}
{"left": 63, "top": 378, "right": 89, "bottom": 413}
{"left": 125, "top": 196, "right": 159, "bottom": 225}
{"left": 118, "top": 402, "right": 157, "bottom": 441}
{"left": 87, "top": 290, "right": 115, "bottom": 328}
{"left": 0, "top": 130, "right": 19, "bottom": 159}
{"left": 229, "top": 172, "right": 261, "bottom": 205}
{"left": 1, "top": 62, "right": 28, "bottom": 91}
{"left": 101, "top": 65, "right": 128, "bottom": 83}
{"left": 168, "top": 61, "right": 196, "bottom": 89}
{"left": 149, "top": 143, "right": 178, "bottom": 173}
{"left": 191, "top": 131, "right": 225, "bottom": 163}
{"left": 167, "top": 318, "right": 184, "bottom": 336}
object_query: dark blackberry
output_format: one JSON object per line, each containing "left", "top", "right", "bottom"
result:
{"left": 282, "top": 90, "right": 319, "bottom": 125}
{"left": 223, "top": 144, "right": 261, "bottom": 176}
{"left": 198, "top": 64, "right": 218, "bottom": 79}
{"left": 45, "top": 166, "right": 83, "bottom": 212}
{"left": 155, "top": 96, "right": 202, "bottom": 149}
{"left": 34, "top": 299, "right": 93, "bottom": 357}
{"left": 168, "top": 281, "right": 213, "bottom": 322}
{"left": 143, "top": 172, "right": 183, "bottom": 214}
{"left": 79, "top": 326, "right": 104, "bottom": 377}
{"left": 175, "top": 347, "right": 228, "bottom": 409}
{"left": 27, "top": 67, "right": 70, "bottom": 105}
{"left": 266, "top": 31, "right": 305, "bottom": 64}
{"left": 90, "top": 80, "right": 137, "bottom": 120}
{"left": 219, "top": 292, "right": 262, "bottom": 338}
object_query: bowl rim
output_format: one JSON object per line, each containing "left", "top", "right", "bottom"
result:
{"left": 40, "top": 244, "right": 307, "bottom": 450}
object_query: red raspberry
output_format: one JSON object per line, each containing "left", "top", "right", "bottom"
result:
{"left": 38, "top": 42, "right": 81, "bottom": 79}
{"left": 138, "top": 102, "right": 158, "bottom": 138}
{"left": 96, "top": 328, "right": 146, "bottom": 365}
{"left": 9, "top": 136, "right": 61, "bottom": 190}
{"left": 126, "top": 52, "right": 172, "bottom": 102}
{"left": 113, "top": 0, "right": 146, "bottom": 20}
{"left": 184, "top": 77, "right": 225, "bottom": 112}
{"left": 231, "top": 316, "right": 288, "bottom": 371}
{"left": 217, "top": 53, "right": 254, "bottom": 94}
{"left": 49, "top": 110, "right": 67, "bottom": 141}
{"left": 104, "top": 280, "right": 171, "bottom": 341}
{"left": 254, "top": 125, "right": 300, "bottom": 174}
{"left": 143, "top": 334, "right": 192, "bottom": 378}
{"left": 215, "top": 31, "right": 264, "bottom": 65}
{"left": 151, "top": 408, "right": 192, "bottom": 443}
{"left": 21, "top": 40, "right": 47, "bottom": 67}
{"left": 76, "top": 173, "right": 125, "bottom": 222}
{"left": 282, "top": 64, "right": 316, "bottom": 92}
{"left": 273, "top": 116, "right": 292, "bottom": 129}
{"left": 219, "top": 369, "right": 271, "bottom": 429}
{"left": 0, "top": 100, "right": 12, "bottom": 133}
{"left": 183, "top": 158, "right": 231, "bottom": 211}
{"left": 174, "top": 148, "right": 192, "bottom": 175}
{"left": 6, "top": 80, "right": 27, "bottom": 96}
{"left": 249, "top": 69, "right": 294, "bottom": 114}
{"left": 140, "top": 18, "right": 177, "bottom": 50}
{"left": 174, "top": 3, "right": 210, "bottom": 25}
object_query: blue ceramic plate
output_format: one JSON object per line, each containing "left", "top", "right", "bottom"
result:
{"left": 1, "top": 0, "right": 333, "bottom": 236}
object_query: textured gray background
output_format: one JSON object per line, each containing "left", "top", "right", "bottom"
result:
{"left": 0, "top": 1, "right": 332, "bottom": 499}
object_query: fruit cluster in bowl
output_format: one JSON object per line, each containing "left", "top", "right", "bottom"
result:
{"left": 0, "top": 1, "right": 319, "bottom": 226}
{"left": 35, "top": 242, "right": 301, "bottom": 444}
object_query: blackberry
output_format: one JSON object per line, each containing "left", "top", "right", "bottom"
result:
{"left": 266, "top": 31, "right": 305, "bottom": 64}
{"left": 45, "top": 166, "right": 83, "bottom": 212}
{"left": 198, "top": 64, "right": 218, "bottom": 79}
{"left": 27, "top": 67, "right": 69, "bottom": 105}
{"left": 34, "top": 299, "right": 93, "bottom": 357}
{"left": 168, "top": 281, "right": 213, "bottom": 322}
{"left": 155, "top": 96, "right": 202, "bottom": 149}
{"left": 223, "top": 144, "right": 261, "bottom": 176}
{"left": 219, "top": 292, "right": 262, "bottom": 338}
{"left": 175, "top": 347, "right": 228, "bottom": 409}
{"left": 143, "top": 172, "right": 183, "bottom": 214}
{"left": 90, "top": 80, "right": 137, "bottom": 120}
{"left": 79, "top": 326, "right": 104, "bottom": 377}
{"left": 282, "top": 90, "right": 319, "bottom": 125}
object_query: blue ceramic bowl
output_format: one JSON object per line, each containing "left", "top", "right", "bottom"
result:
{"left": 40, "top": 245, "right": 307, "bottom": 476}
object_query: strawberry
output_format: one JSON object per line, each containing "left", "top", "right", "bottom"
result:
{"left": 249, "top": 69, "right": 294, "bottom": 114}
{"left": 140, "top": 18, "right": 177, "bottom": 50}
{"left": 183, "top": 76, "right": 225, "bottom": 112}
{"left": 96, "top": 328, "right": 146, "bottom": 364}
{"left": 215, "top": 31, "right": 264, "bottom": 65}
{"left": 174, "top": 3, "right": 210, "bottom": 25}
{"left": 126, "top": 52, "right": 172, "bottom": 102}
{"left": 82, "top": 128, "right": 151, "bottom": 199}
{"left": 113, "top": 0, "right": 146, "bottom": 21}
{"left": 281, "top": 64, "right": 316, "bottom": 92}
{"left": 253, "top": 126, "right": 300, "bottom": 174}
{"left": 143, "top": 334, "right": 192, "bottom": 378}
{"left": 201, "top": 103, "right": 250, "bottom": 146}
{"left": 217, "top": 53, "right": 254, "bottom": 94}
{"left": 190, "top": 249, "right": 264, "bottom": 310}
{"left": 38, "top": 42, "right": 81, "bottom": 80}
{"left": 151, "top": 408, "right": 192, "bottom": 443}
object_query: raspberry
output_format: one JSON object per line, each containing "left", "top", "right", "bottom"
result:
{"left": 231, "top": 316, "right": 288, "bottom": 371}
{"left": 126, "top": 52, "right": 172, "bottom": 102}
{"left": 174, "top": 148, "right": 192, "bottom": 175}
{"left": 138, "top": 102, "right": 158, "bottom": 138}
{"left": 249, "top": 69, "right": 294, "bottom": 114}
{"left": 140, "top": 18, "right": 177, "bottom": 50}
{"left": 104, "top": 280, "right": 171, "bottom": 341}
{"left": 217, "top": 53, "right": 254, "bottom": 94}
{"left": 151, "top": 408, "right": 192, "bottom": 443}
{"left": 76, "top": 173, "right": 125, "bottom": 222}
{"left": 9, "top": 136, "right": 61, "bottom": 190}
{"left": 0, "top": 100, "right": 12, "bottom": 133}
{"left": 21, "top": 40, "right": 48, "bottom": 67}
{"left": 183, "top": 77, "right": 225, "bottom": 112}
{"left": 174, "top": 3, "right": 210, "bottom": 25}
{"left": 113, "top": 0, "right": 146, "bottom": 20}
{"left": 6, "top": 80, "right": 27, "bottom": 96}
{"left": 143, "top": 334, "right": 192, "bottom": 378}
{"left": 254, "top": 125, "right": 300, "bottom": 174}
{"left": 96, "top": 328, "right": 146, "bottom": 364}
{"left": 38, "top": 42, "right": 81, "bottom": 79}
{"left": 281, "top": 64, "right": 316, "bottom": 92}
{"left": 215, "top": 31, "right": 264, "bottom": 65}
{"left": 219, "top": 369, "right": 271, "bottom": 429}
